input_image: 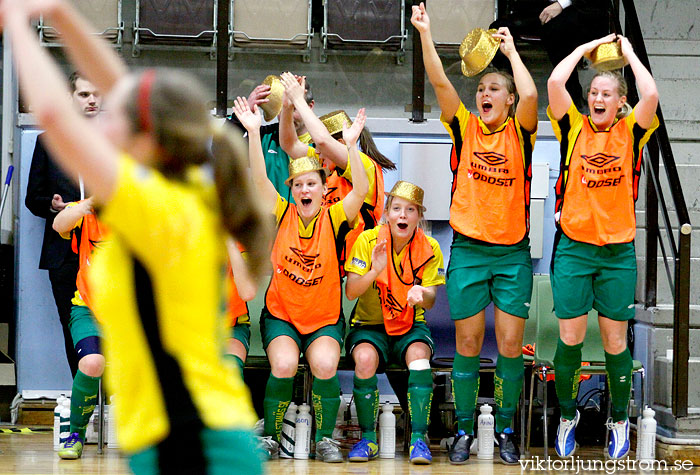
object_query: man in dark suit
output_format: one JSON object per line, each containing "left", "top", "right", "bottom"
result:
{"left": 25, "top": 72, "right": 101, "bottom": 377}
{"left": 539, "top": 0, "right": 611, "bottom": 108}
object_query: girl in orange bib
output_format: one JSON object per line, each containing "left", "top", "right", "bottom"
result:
{"left": 412, "top": 2, "right": 538, "bottom": 464}
{"left": 547, "top": 33, "right": 658, "bottom": 459}
{"left": 278, "top": 73, "right": 395, "bottom": 266}
{"left": 232, "top": 97, "right": 369, "bottom": 462}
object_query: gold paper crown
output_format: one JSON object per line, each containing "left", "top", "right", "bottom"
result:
{"left": 320, "top": 110, "right": 352, "bottom": 136}
{"left": 285, "top": 157, "right": 329, "bottom": 186}
{"left": 459, "top": 28, "right": 500, "bottom": 77}
{"left": 387, "top": 181, "right": 425, "bottom": 210}
{"left": 259, "top": 75, "right": 285, "bottom": 122}
{"left": 590, "top": 41, "right": 628, "bottom": 71}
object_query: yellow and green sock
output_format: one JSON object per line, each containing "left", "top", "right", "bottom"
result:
{"left": 263, "top": 374, "right": 293, "bottom": 441}
{"left": 452, "top": 353, "right": 480, "bottom": 434}
{"left": 353, "top": 375, "right": 379, "bottom": 442}
{"left": 553, "top": 339, "right": 582, "bottom": 420}
{"left": 312, "top": 375, "right": 341, "bottom": 442}
{"left": 494, "top": 354, "right": 523, "bottom": 433}
{"left": 605, "top": 348, "right": 633, "bottom": 422}
{"left": 408, "top": 369, "right": 433, "bottom": 444}
{"left": 69, "top": 369, "right": 100, "bottom": 439}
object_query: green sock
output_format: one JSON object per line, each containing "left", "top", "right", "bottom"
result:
{"left": 452, "top": 353, "right": 480, "bottom": 434}
{"left": 69, "top": 369, "right": 100, "bottom": 439}
{"left": 408, "top": 369, "right": 433, "bottom": 444}
{"left": 494, "top": 354, "right": 524, "bottom": 433}
{"left": 553, "top": 339, "right": 583, "bottom": 420}
{"left": 312, "top": 375, "right": 340, "bottom": 442}
{"left": 263, "top": 374, "right": 294, "bottom": 441}
{"left": 605, "top": 348, "right": 633, "bottom": 422}
{"left": 353, "top": 375, "right": 379, "bottom": 442}
{"left": 224, "top": 353, "right": 245, "bottom": 377}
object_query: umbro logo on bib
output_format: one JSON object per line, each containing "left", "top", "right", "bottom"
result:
{"left": 581, "top": 153, "right": 620, "bottom": 168}
{"left": 474, "top": 151, "right": 508, "bottom": 167}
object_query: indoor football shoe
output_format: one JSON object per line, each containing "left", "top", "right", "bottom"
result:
{"left": 315, "top": 437, "right": 343, "bottom": 463}
{"left": 257, "top": 435, "right": 279, "bottom": 459}
{"left": 409, "top": 438, "right": 432, "bottom": 465}
{"left": 606, "top": 418, "right": 630, "bottom": 459}
{"left": 348, "top": 437, "right": 379, "bottom": 462}
{"left": 448, "top": 430, "right": 473, "bottom": 464}
{"left": 495, "top": 427, "right": 520, "bottom": 464}
{"left": 555, "top": 410, "right": 580, "bottom": 458}
{"left": 58, "top": 432, "right": 83, "bottom": 460}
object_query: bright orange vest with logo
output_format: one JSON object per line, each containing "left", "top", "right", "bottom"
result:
{"left": 71, "top": 211, "right": 108, "bottom": 310}
{"left": 323, "top": 158, "right": 385, "bottom": 264}
{"left": 375, "top": 226, "right": 435, "bottom": 336}
{"left": 450, "top": 115, "right": 531, "bottom": 244}
{"left": 266, "top": 204, "right": 342, "bottom": 334}
{"left": 558, "top": 117, "right": 640, "bottom": 245}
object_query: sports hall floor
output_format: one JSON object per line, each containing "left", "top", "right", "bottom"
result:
{"left": 3, "top": 431, "right": 693, "bottom": 474}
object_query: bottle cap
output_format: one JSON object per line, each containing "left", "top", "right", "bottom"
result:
{"left": 643, "top": 406, "right": 655, "bottom": 417}
{"left": 480, "top": 404, "right": 492, "bottom": 414}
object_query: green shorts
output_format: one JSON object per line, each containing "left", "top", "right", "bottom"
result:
{"left": 447, "top": 234, "right": 533, "bottom": 319}
{"left": 260, "top": 307, "right": 346, "bottom": 353}
{"left": 69, "top": 305, "right": 101, "bottom": 346}
{"left": 229, "top": 323, "right": 251, "bottom": 353}
{"left": 128, "top": 428, "right": 264, "bottom": 475}
{"left": 345, "top": 323, "right": 434, "bottom": 372}
{"left": 551, "top": 233, "right": 636, "bottom": 321}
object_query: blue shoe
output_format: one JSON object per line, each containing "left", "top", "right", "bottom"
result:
{"left": 606, "top": 418, "right": 630, "bottom": 459}
{"left": 555, "top": 410, "right": 579, "bottom": 458}
{"left": 409, "top": 438, "right": 432, "bottom": 465}
{"left": 348, "top": 438, "right": 379, "bottom": 462}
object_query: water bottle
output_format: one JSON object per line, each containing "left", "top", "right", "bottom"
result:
{"left": 280, "top": 402, "right": 297, "bottom": 458}
{"left": 379, "top": 403, "right": 396, "bottom": 459}
{"left": 107, "top": 396, "right": 119, "bottom": 449}
{"left": 477, "top": 404, "right": 494, "bottom": 460}
{"left": 294, "top": 404, "right": 311, "bottom": 460}
{"left": 637, "top": 406, "right": 657, "bottom": 461}
{"left": 59, "top": 403, "right": 71, "bottom": 446}
{"left": 53, "top": 396, "right": 66, "bottom": 450}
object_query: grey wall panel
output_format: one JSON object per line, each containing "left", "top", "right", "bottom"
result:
{"left": 16, "top": 129, "right": 73, "bottom": 392}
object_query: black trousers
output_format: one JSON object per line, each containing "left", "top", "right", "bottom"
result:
{"left": 541, "top": 6, "right": 610, "bottom": 108}
{"left": 47, "top": 256, "right": 80, "bottom": 378}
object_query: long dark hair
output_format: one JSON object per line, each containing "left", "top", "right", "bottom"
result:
{"left": 125, "top": 69, "right": 270, "bottom": 278}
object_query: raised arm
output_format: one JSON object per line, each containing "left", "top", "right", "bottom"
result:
{"left": 25, "top": 0, "right": 127, "bottom": 95}
{"left": 279, "top": 91, "right": 310, "bottom": 160}
{"left": 340, "top": 109, "right": 369, "bottom": 224}
{"left": 410, "top": 2, "right": 460, "bottom": 122}
{"left": 345, "top": 240, "right": 387, "bottom": 300}
{"left": 280, "top": 73, "right": 350, "bottom": 168}
{"left": 52, "top": 197, "right": 92, "bottom": 236}
{"left": 3, "top": 1, "right": 119, "bottom": 203}
{"left": 618, "top": 36, "right": 658, "bottom": 129}
{"left": 494, "top": 27, "right": 538, "bottom": 132}
{"left": 226, "top": 238, "right": 257, "bottom": 302}
{"left": 231, "top": 97, "right": 278, "bottom": 212}
{"left": 548, "top": 33, "right": 617, "bottom": 119}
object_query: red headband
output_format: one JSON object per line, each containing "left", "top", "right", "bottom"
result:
{"left": 138, "top": 69, "right": 157, "bottom": 132}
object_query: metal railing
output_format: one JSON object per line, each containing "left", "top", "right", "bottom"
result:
{"left": 614, "top": 0, "right": 692, "bottom": 418}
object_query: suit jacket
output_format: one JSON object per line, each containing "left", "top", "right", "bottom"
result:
{"left": 25, "top": 135, "right": 81, "bottom": 270}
